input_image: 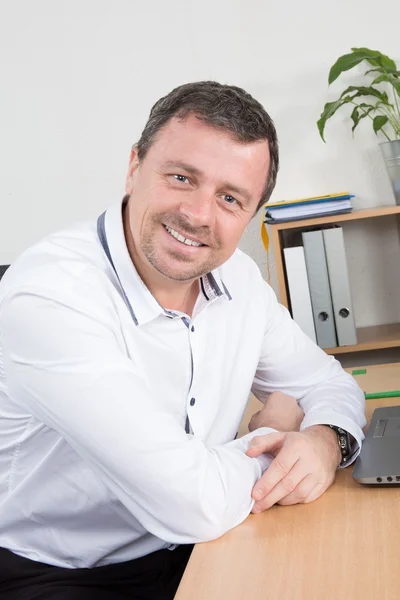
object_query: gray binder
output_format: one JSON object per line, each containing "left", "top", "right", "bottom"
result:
{"left": 322, "top": 227, "right": 357, "bottom": 346}
{"left": 302, "top": 230, "right": 337, "bottom": 348}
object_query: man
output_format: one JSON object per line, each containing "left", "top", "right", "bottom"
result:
{"left": 0, "top": 81, "right": 365, "bottom": 599}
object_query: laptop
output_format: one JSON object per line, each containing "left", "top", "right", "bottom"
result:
{"left": 353, "top": 405, "right": 400, "bottom": 485}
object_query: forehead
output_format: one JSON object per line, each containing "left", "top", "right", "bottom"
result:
{"left": 144, "top": 114, "right": 270, "bottom": 200}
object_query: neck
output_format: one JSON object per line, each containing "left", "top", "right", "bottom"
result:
{"left": 123, "top": 202, "right": 199, "bottom": 316}
{"left": 158, "top": 280, "right": 199, "bottom": 317}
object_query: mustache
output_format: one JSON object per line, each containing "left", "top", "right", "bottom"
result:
{"left": 156, "top": 214, "right": 217, "bottom": 246}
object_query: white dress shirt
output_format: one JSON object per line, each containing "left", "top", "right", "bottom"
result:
{"left": 0, "top": 199, "right": 366, "bottom": 568}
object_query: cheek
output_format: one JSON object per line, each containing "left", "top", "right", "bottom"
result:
{"left": 131, "top": 183, "right": 167, "bottom": 222}
{"left": 133, "top": 186, "right": 177, "bottom": 236}
{"left": 147, "top": 184, "right": 183, "bottom": 216}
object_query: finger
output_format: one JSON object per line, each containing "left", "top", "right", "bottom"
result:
{"left": 251, "top": 446, "right": 302, "bottom": 503}
{"left": 302, "top": 481, "right": 330, "bottom": 504}
{"left": 252, "top": 452, "right": 315, "bottom": 510}
{"left": 277, "top": 474, "right": 316, "bottom": 506}
{"left": 252, "top": 459, "right": 306, "bottom": 511}
{"left": 245, "top": 432, "right": 285, "bottom": 458}
{"left": 278, "top": 467, "right": 336, "bottom": 507}
{"left": 296, "top": 469, "right": 336, "bottom": 505}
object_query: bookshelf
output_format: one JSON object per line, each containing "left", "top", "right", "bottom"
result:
{"left": 268, "top": 206, "right": 400, "bottom": 356}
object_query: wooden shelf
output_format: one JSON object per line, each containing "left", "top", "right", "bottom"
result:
{"left": 269, "top": 205, "right": 400, "bottom": 231}
{"left": 268, "top": 205, "right": 400, "bottom": 356}
{"left": 324, "top": 323, "right": 400, "bottom": 355}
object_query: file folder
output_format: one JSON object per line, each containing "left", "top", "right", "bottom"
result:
{"left": 283, "top": 247, "right": 316, "bottom": 343}
{"left": 322, "top": 227, "right": 357, "bottom": 346}
{"left": 302, "top": 230, "right": 337, "bottom": 349}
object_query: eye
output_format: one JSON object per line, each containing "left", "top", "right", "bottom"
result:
{"left": 172, "top": 174, "right": 190, "bottom": 184}
{"left": 222, "top": 194, "right": 238, "bottom": 205}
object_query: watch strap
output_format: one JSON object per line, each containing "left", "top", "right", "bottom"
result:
{"left": 328, "top": 425, "right": 352, "bottom": 466}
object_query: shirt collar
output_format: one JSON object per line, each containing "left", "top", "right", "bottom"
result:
{"left": 200, "top": 272, "right": 232, "bottom": 302}
{"left": 101, "top": 199, "right": 232, "bottom": 325}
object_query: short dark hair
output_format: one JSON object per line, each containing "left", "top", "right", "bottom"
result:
{"left": 136, "top": 81, "right": 279, "bottom": 211}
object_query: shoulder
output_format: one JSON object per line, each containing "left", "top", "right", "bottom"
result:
{"left": 0, "top": 217, "right": 111, "bottom": 314}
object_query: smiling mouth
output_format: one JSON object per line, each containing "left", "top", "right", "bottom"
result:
{"left": 163, "top": 224, "right": 206, "bottom": 247}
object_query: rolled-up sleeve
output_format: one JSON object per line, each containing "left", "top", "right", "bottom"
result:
{"left": 251, "top": 282, "right": 366, "bottom": 465}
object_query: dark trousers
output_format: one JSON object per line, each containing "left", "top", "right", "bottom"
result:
{"left": 0, "top": 545, "right": 193, "bottom": 600}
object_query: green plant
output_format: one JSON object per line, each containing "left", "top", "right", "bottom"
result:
{"left": 318, "top": 47, "right": 400, "bottom": 142}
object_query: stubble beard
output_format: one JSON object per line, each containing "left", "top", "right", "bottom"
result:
{"left": 141, "top": 213, "right": 220, "bottom": 282}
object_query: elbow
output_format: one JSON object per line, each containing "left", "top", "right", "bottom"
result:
{"left": 177, "top": 517, "right": 233, "bottom": 545}
{"left": 163, "top": 489, "right": 250, "bottom": 544}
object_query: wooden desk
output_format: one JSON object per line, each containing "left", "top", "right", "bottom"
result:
{"left": 175, "top": 364, "right": 400, "bottom": 600}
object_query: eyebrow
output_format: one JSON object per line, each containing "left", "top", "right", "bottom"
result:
{"left": 162, "top": 161, "right": 202, "bottom": 177}
{"left": 161, "top": 160, "right": 252, "bottom": 204}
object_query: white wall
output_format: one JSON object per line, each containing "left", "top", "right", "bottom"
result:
{"left": 1, "top": 0, "right": 400, "bottom": 329}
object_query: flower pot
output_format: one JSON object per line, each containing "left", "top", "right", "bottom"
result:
{"left": 380, "top": 140, "right": 400, "bottom": 205}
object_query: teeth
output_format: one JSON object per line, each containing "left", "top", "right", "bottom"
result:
{"left": 164, "top": 225, "right": 203, "bottom": 247}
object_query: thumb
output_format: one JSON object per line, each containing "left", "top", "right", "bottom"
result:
{"left": 245, "top": 432, "right": 285, "bottom": 458}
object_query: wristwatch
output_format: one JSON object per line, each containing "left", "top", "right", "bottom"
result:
{"left": 327, "top": 425, "right": 352, "bottom": 466}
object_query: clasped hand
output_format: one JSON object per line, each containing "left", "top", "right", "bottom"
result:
{"left": 246, "top": 392, "right": 341, "bottom": 512}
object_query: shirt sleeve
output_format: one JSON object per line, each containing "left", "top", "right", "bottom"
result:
{"left": 251, "top": 281, "right": 366, "bottom": 466}
{"left": 0, "top": 285, "right": 274, "bottom": 545}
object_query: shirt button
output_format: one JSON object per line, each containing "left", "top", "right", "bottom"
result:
{"left": 190, "top": 397, "right": 196, "bottom": 406}
{"left": 191, "top": 325, "right": 195, "bottom": 332}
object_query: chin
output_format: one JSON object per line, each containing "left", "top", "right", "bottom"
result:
{"left": 152, "top": 260, "right": 207, "bottom": 282}
{"left": 160, "top": 267, "right": 205, "bottom": 282}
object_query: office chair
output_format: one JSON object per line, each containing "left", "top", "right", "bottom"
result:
{"left": 0, "top": 266, "right": 10, "bottom": 281}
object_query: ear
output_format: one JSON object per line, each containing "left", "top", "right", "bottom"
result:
{"left": 125, "top": 146, "right": 140, "bottom": 195}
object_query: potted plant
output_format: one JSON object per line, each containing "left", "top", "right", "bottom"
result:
{"left": 317, "top": 47, "right": 400, "bottom": 204}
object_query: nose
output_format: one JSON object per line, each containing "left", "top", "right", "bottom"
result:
{"left": 178, "top": 189, "right": 216, "bottom": 227}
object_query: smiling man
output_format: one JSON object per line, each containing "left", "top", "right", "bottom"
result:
{"left": 123, "top": 109, "right": 270, "bottom": 314}
{"left": 0, "top": 81, "right": 365, "bottom": 600}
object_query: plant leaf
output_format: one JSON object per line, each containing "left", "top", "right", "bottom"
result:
{"left": 351, "top": 47, "right": 397, "bottom": 71}
{"left": 358, "top": 102, "right": 378, "bottom": 108}
{"left": 351, "top": 104, "right": 379, "bottom": 133}
{"left": 339, "top": 85, "right": 390, "bottom": 105}
{"left": 360, "top": 101, "right": 386, "bottom": 114}
{"left": 328, "top": 49, "right": 383, "bottom": 84}
{"left": 365, "top": 67, "right": 400, "bottom": 77}
{"left": 373, "top": 115, "right": 389, "bottom": 134}
{"left": 317, "top": 97, "right": 352, "bottom": 141}
{"left": 350, "top": 107, "right": 359, "bottom": 132}
{"left": 371, "top": 73, "right": 400, "bottom": 96}
{"left": 329, "top": 48, "right": 398, "bottom": 85}
{"left": 365, "top": 67, "right": 384, "bottom": 76}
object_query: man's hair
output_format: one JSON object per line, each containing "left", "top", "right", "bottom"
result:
{"left": 136, "top": 81, "right": 279, "bottom": 211}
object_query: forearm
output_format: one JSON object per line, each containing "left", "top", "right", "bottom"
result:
{"left": 248, "top": 391, "right": 304, "bottom": 433}
{"left": 252, "top": 284, "right": 366, "bottom": 461}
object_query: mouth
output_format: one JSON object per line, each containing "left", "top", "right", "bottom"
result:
{"left": 163, "top": 224, "right": 207, "bottom": 248}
